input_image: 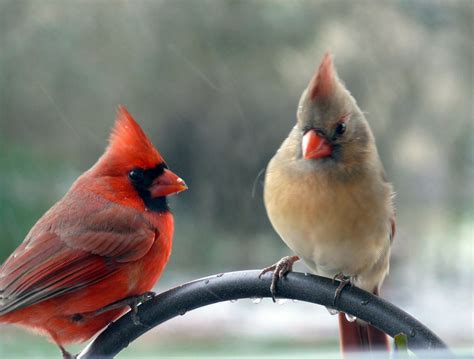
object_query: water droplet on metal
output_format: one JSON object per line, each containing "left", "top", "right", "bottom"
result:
{"left": 345, "top": 313, "right": 357, "bottom": 322}
{"left": 251, "top": 297, "right": 262, "bottom": 304}
{"left": 326, "top": 307, "right": 339, "bottom": 315}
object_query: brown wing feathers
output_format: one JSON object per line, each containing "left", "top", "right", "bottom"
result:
{"left": 0, "top": 197, "right": 156, "bottom": 315}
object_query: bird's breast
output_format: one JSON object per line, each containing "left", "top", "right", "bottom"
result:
{"left": 264, "top": 161, "right": 392, "bottom": 284}
{"left": 128, "top": 212, "right": 174, "bottom": 294}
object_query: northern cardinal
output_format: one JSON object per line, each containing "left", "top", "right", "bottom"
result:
{"left": 0, "top": 107, "right": 187, "bottom": 357}
{"left": 260, "top": 54, "right": 395, "bottom": 352}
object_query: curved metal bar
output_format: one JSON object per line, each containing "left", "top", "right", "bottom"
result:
{"left": 79, "top": 270, "right": 448, "bottom": 358}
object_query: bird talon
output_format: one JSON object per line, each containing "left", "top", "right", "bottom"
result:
{"left": 131, "top": 312, "right": 140, "bottom": 325}
{"left": 260, "top": 255, "right": 299, "bottom": 302}
{"left": 140, "top": 291, "right": 156, "bottom": 303}
{"left": 333, "top": 274, "right": 352, "bottom": 307}
{"left": 128, "top": 291, "right": 155, "bottom": 326}
{"left": 93, "top": 291, "right": 156, "bottom": 321}
{"left": 270, "top": 275, "right": 279, "bottom": 302}
{"left": 129, "top": 304, "right": 147, "bottom": 326}
{"left": 258, "top": 265, "right": 277, "bottom": 279}
{"left": 60, "top": 345, "right": 76, "bottom": 359}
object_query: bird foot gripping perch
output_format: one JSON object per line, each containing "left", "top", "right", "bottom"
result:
{"left": 259, "top": 255, "right": 299, "bottom": 301}
{"left": 332, "top": 273, "right": 352, "bottom": 307}
{"left": 93, "top": 291, "right": 156, "bottom": 326}
{"left": 59, "top": 292, "right": 157, "bottom": 359}
{"left": 60, "top": 345, "right": 76, "bottom": 359}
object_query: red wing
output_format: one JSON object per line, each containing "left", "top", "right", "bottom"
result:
{"left": 0, "top": 198, "right": 156, "bottom": 316}
{"left": 60, "top": 202, "right": 157, "bottom": 263}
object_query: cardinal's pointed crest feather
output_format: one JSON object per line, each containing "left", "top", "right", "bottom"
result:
{"left": 105, "top": 106, "right": 164, "bottom": 170}
{"left": 308, "top": 52, "right": 335, "bottom": 101}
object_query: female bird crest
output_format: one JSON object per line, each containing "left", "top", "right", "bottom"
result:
{"left": 308, "top": 52, "right": 336, "bottom": 101}
{"left": 296, "top": 53, "right": 375, "bottom": 172}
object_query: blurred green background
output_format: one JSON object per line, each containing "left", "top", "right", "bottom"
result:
{"left": 0, "top": 0, "right": 472, "bottom": 357}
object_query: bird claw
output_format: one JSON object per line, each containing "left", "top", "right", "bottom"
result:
{"left": 93, "top": 291, "right": 155, "bottom": 326}
{"left": 333, "top": 273, "right": 352, "bottom": 307}
{"left": 129, "top": 291, "right": 155, "bottom": 326}
{"left": 259, "top": 255, "right": 299, "bottom": 302}
{"left": 137, "top": 291, "right": 156, "bottom": 303}
{"left": 131, "top": 310, "right": 141, "bottom": 326}
{"left": 60, "top": 345, "right": 76, "bottom": 359}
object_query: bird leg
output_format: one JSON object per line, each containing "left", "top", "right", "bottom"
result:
{"left": 59, "top": 345, "right": 76, "bottom": 359}
{"left": 259, "top": 255, "right": 299, "bottom": 302}
{"left": 92, "top": 291, "right": 155, "bottom": 325}
{"left": 333, "top": 273, "right": 352, "bottom": 307}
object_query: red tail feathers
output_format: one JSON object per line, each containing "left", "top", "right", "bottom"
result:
{"left": 338, "top": 313, "right": 389, "bottom": 353}
{"left": 338, "top": 290, "right": 390, "bottom": 355}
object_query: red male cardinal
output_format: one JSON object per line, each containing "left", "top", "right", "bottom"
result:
{"left": 0, "top": 107, "right": 187, "bottom": 357}
{"left": 260, "top": 54, "right": 395, "bottom": 353}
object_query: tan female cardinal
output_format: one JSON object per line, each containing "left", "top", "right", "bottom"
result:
{"left": 0, "top": 107, "right": 187, "bottom": 357}
{"left": 260, "top": 54, "right": 395, "bottom": 352}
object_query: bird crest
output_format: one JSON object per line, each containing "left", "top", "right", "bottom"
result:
{"left": 105, "top": 106, "right": 164, "bottom": 170}
{"left": 308, "top": 52, "right": 336, "bottom": 102}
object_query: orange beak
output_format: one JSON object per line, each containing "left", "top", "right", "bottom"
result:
{"left": 150, "top": 169, "right": 187, "bottom": 197}
{"left": 302, "top": 130, "right": 332, "bottom": 159}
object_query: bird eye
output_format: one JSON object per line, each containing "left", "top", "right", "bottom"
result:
{"left": 128, "top": 169, "right": 144, "bottom": 183}
{"left": 335, "top": 122, "right": 346, "bottom": 135}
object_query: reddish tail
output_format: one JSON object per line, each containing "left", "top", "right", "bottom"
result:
{"left": 338, "top": 290, "right": 390, "bottom": 355}
{"left": 338, "top": 313, "right": 389, "bottom": 353}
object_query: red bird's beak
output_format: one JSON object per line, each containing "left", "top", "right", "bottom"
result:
{"left": 150, "top": 169, "right": 188, "bottom": 197}
{"left": 302, "top": 130, "right": 332, "bottom": 159}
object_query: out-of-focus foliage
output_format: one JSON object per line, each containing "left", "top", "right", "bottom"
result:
{"left": 0, "top": 0, "right": 472, "bottom": 353}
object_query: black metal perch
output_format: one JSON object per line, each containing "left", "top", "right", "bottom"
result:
{"left": 78, "top": 270, "right": 448, "bottom": 358}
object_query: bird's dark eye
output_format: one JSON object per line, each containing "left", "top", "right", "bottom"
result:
{"left": 128, "top": 169, "right": 144, "bottom": 183}
{"left": 335, "top": 122, "right": 346, "bottom": 135}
